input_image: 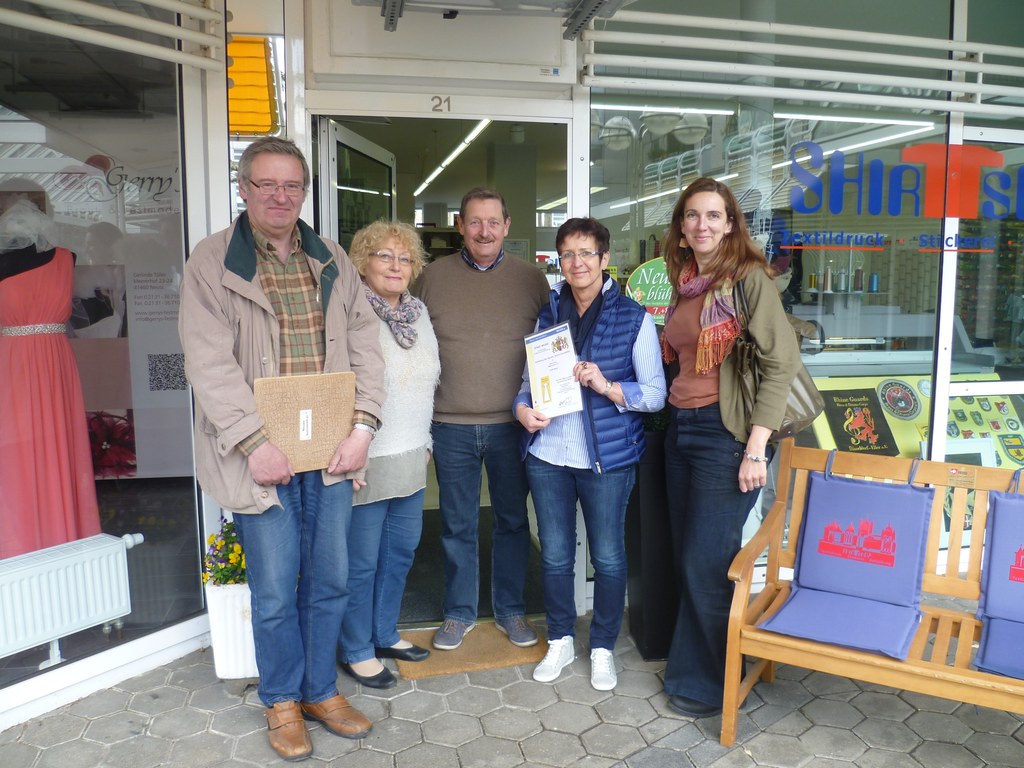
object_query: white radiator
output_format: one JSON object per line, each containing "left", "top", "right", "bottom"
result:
{"left": 0, "top": 533, "right": 144, "bottom": 664}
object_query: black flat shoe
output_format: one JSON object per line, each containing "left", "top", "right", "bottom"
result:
{"left": 667, "top": 694, "right": 721, "bottom": 718}
{"left": 339, "top": 662, "right": 397, "bottom": 689}
{"left": 375, "top": 644, "right": 430, "bottom": 662}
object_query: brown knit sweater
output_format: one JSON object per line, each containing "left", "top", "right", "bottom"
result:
{"left": 414, "top": 253, "right": 550, "bottom": 424}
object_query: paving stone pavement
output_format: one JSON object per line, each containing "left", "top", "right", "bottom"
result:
{"left": 3, "top": 622, "right": 1024, "bottom": 768}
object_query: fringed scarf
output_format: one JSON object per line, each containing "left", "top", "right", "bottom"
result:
{"left": 660, "top": 261, "right": 742, "bottom": 375}
{"left": 362, "top": 284, "right": 423, "bottom": 349}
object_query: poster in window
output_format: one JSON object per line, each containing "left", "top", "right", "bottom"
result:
{"left": 821, "top": 388, "right": 899, "bottom": 456}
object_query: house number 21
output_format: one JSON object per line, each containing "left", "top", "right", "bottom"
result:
{"left": 431, "top": 96, "right": 451, "bottom": 112}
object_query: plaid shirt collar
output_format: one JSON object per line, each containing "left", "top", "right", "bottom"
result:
{"left": 250, "top": 225, "right": 302, "bottom": 262}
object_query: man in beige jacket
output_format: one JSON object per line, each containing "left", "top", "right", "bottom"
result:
{"left": 179, "top": 137, "right": 384, "bottom": 762}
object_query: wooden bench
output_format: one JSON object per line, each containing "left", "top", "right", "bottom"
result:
{"left": 721, "top": 439, "right": 1024, "bottom": 746}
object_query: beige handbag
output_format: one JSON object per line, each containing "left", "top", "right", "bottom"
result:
{"left": 733, "top": 280, "right": 824, "bottom": 442}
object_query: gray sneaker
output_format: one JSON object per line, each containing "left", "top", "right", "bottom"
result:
{"left": 433, "top": 618, "right": 475, "bottom": 650}
{"left": 495, "top": 615, "right": 539, "bottom": 647}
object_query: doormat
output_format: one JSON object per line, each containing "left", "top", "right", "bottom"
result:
{"left": 395, "top": 622, "right": 548, "bottom": 680}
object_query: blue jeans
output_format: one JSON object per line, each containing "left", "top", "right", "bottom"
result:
{"left": 431, "top": 421, "right": 531, "bottom": 623}
{"left": 232, "top": 472, "right": 352, "bottom": 706}
{"left": 339, "top": 489, "right": 425, "bottom": 663}
{"left": 662, "top": 403, "right": 766, "bottom": 706}
{"left": 526, "top": 454, "right": 635, "bottom": 651}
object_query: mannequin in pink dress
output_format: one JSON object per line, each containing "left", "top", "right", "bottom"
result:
{"left": 0, "top": 190, "right": 101, "bottom": 559}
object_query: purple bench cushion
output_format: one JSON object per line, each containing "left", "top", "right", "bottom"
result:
{"left": 794, "top": 471, "right": 934, "bottom": 607}
{"left": 975, "top": 485, "right": 1024, "bottom": 678}
{"left": 978, "top": 490, "right": 1024, "bottom": 622}
{"left": 975, "top": 618, "right": 1024, "bottom": 679}
{"left": 760, "top": 586, "right": 922, "bottom": 659}
{"left": 760, "top": 460, "right": 933, "bottom": 660}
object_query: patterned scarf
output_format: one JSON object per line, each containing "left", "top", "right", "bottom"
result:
{"left": 661, "top": 261, "right": 741, "bottom": 374}
{"left": 362, "top": 283, "right": 423, "bottom": 349}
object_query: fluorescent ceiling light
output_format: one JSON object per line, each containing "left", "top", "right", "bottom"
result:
{"left": 608, "top": 173, "right": 737, "bottom": 211}
{"left": 774, "top": 112, "right": 935, "bottom": 127}
{"left": 537, "top": 197, "right": 566, "bottom": 211}
{"left": 609, "top": 189, "right": 676, "bottom": 210}
{"left": 441, "top": 141, "right": 471, "bottom": 167}
{"left": 414, "top": 119, "right": 492, "bottom": 197}
{"left": 537, "top": 187, "right": 607, "bottom": 211}
{"left": 464, "top": 120, "right": 491, "bottom": 143}
{"left": 337, "top": 185, "right": 391, "bottom": 196}
{"left": 772, "top": 125, "right": 935, "bottom": 170}
{"left": 830, "top": 126, "right": 935, "bottom": 153}
{"left": 592, "top": 103, "right": 733, "bottom": 116}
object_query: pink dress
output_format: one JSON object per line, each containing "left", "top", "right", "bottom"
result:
{"left": 0, "top": 248, "right": 100, "bottom": 559}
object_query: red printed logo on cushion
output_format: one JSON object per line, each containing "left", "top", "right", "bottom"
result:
{"left": 818, "top": 520, "right": 896, "bottom": 567}
{"left": 1011, "top": 547, "right": 1024, "bottom": 583}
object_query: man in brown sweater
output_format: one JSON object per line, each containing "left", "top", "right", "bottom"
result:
{"left": 414, "top": 187, "right": 550, "bottom": 651}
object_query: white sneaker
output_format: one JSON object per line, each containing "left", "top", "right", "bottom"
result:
{"left": 533, "top": 636, "right": 575, "bottom": 683}
{"left": 590, "top": 648, "right": 617, "bottom": 691}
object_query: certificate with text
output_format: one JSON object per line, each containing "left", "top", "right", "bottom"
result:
{"left": 524, "top": 322, "right": 583, "bottom": 418}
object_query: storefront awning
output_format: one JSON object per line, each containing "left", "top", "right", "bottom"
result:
{"left": 228, "top": 36, "right": 280, "bottom": 137}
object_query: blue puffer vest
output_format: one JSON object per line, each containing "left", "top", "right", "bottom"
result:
{"left": 536, "top": 278, "right": 647, "bottom": 474}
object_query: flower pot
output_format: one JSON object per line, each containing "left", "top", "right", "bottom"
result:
{"left": 204, "top": 582, "right": 259, "bottom": 679}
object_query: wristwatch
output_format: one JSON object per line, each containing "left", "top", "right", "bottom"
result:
{"left": 603, "top": 380, "right": 614, "bottom": 396}
{"left": 353, "top": 423, "right": 377, "bottom": 439}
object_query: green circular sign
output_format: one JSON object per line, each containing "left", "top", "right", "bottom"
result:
{"left": 625, "top": 257, "right": 672, "bottom": 325}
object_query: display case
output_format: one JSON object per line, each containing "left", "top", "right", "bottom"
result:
{"left": 791, "top": 239, "right": 997, "bottom": 379}
{"left": 418, "top": 227, "right": 462, "bottom": 261}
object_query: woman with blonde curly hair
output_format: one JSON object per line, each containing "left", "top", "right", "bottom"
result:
{"left": 338, "top": 220, "right": 440, "bottom": 689}
{"left": 659, "top": 178, "right": 800, "bottom": 718}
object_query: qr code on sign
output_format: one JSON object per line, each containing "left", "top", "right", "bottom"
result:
{"left": 148, "top": 353, "right": 187, "bottom": 391}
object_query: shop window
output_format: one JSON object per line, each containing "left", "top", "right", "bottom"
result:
{"left": 954, "top": 142, "right": 1024, "bottom": 380}
{"left": 0, "top": 19, "right": 201, "bottom": 689}
{"left": 941, "top": 393, "right": 1023, "bottom": 470}
{"left": 594, "top": 104, "right": 945, "bottom": 368}
{"left": 589, "top": 1, "right": 1024, "bottom": 469}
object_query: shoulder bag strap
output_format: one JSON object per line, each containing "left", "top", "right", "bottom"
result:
{"left": 734, "top": 278, "right": 751, "bottom": 331}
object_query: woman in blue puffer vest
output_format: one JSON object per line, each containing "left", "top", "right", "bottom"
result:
{"left": 513, "top": 216, "right": 666, "bottom": 692}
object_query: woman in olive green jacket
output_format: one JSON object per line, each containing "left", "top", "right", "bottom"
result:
{"left": 659, "top": 177, "right": 800, "bottom": 720}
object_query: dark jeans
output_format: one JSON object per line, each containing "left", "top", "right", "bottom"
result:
{"left": 431, "top": 420, "right": 531, "bottom": 623}
{"left": 662, "top": 403, "right": 765, "bottom": 706}
{"left": 526, "top": 454, "right": 635, "bottom": 650}
{"left": 232, "top": 471, "right": 352, "bottom": 706}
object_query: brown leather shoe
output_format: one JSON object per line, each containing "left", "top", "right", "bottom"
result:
{"left": 264, "top": 701, "right": 313, "bottom": 761}
{"left": 300, "top": 694, "right": 372, "bottom": 739}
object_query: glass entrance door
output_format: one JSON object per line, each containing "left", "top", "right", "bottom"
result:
{"left": 310, "top": 109, "right": 570, "bottom": 625}
{"left": 317, "top": 119, "right": 396, "bottom": 251}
